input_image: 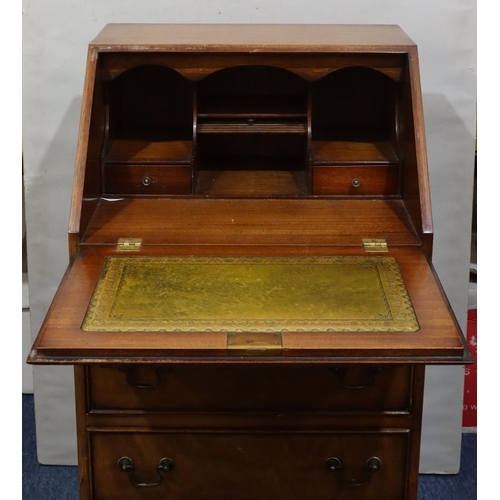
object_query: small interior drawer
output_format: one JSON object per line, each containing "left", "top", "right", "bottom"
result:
{"left": 88, "top": 364, "right": 412, "bottom": 413}
{"left": 91, "top": 429, "right": 408, "bottom": 500}
{"left": 104, "top": 164, "right": 192, "bottom": 195}
{"left": 312, "top": 165, "right": 400, "bottom": 195}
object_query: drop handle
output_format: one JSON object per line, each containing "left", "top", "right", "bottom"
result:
{"left": 326, "top": 456, "right": 382, "bottom": 487}
{"left": 118, "top": 456, "right": 174, "bottom": 487}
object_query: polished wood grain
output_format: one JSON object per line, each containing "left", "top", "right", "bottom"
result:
{"left": 80, "top": 198, "right": 420, "bottom": 247}
{"left": 67, "top": 25, "right": 426, "bottom": 256}
{"left": 312, "top": 140, "right": 399, "bottom": 165}
{"left": 74, "top": 366, "right": 91, "bottom": 500}
{"left": 104, "top": 165, "right": 192, "bottom": 195}
{"left": 400, "top": 50, "right": 434, "bottom": 256}
{"left": 197, "top": 120, "right": 307, "bottom": 134}
{"left": 406, "top": 365, "right": 426, "bottom": 500}
{"left": 86, "top": 411, "right": 414, "bottom": 431}
{"left": 90, "top": 24, "right": 416, "bottom": 52}
{"left": 88, "top": 364, "right": 412, "bottom": 413}
{"left": 105, "top": 140, "right": 192, "bottom": 164}
{"left": 29, "top": 245, "right": 465, "bottom": 364}
{"left": 69, "top": 47, "right": 99, "bottom": 258}
{"left": 32, "top": 25, "right": 470, "bottom": 500}
{"left": 312, "top": 165, "right": 400, "bottom": 195}
{"left": 99, "top": 52, "right": 406, "bottom": 82}
{"left": 195, "top": 170, "right": 308, "bottom": 197}
{"left": 90, "top": 429, "right": 409, "bottom": 500}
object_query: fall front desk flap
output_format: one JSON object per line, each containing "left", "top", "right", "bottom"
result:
{"left": 29, "top": 251, "right": 468, "bottom": 363}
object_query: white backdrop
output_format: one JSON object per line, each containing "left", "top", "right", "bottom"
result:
{"left": 22, "top": 1, "right": 477, "bottom": 472}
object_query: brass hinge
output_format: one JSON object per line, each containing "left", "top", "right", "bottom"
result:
{"left": 116, "top": 238, "right": 143, "bottom": 252}
{"left": 362, "top": 238, "right": 388, "bottom": 252}
{"left": 227, "top": 332, "right": 283, "bottom": 356}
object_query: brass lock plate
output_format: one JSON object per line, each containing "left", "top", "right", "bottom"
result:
{"left": 227, "top": 332, "right": 283, "bottom": 356}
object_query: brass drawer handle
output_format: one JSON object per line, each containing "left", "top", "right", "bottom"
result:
{"left": 331, "top": 367, "right": 384, "bottom": 390}
{"left": 118, "top": 456, "right": 174, "bottom": 487}
{"left": 326, "top": 456, "right": 382, "bottom": 487}
{"left": 352, "top": 178, "right": 361, "bottom": 188}
{"left": 142, "top": 175, "right": 151, "bottom": 186}
{"left": 119, "top": 367, "right": 170, "bottom": 389}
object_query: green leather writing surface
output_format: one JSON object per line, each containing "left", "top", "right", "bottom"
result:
{"left": 82, "top": 256, "right": 419, "bottom": 333}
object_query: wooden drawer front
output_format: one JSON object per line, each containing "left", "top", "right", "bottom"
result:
{"left": 91, "top": 430, "right": 408, "bottom": 500}
{"left": 89, "top": 365, "right": 411, "bottom": 412}
{"left": 312, "top": 165, "right": 399, "bottom": 195}
{"left": 104, "top": 164, "right": 191, "bottom": 195}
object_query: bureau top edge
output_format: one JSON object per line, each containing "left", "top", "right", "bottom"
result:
{"left": 89, "top": 24, "right": 417, "bottom": 52}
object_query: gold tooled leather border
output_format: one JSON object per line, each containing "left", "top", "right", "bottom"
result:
{"left": 81, "top": 256, "right": 419, "bottom": 333}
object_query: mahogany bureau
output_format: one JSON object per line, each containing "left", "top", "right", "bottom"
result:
{"left": 29, "top": 24, "right": 471, "bottom": 500}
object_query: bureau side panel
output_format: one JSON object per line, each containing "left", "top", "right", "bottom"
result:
{"left": 75, "top": 366, "right": 91, "bottom": 500}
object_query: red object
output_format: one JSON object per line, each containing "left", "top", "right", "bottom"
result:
{"left": 462, "top": 308, "right": 477, "bottom": 427}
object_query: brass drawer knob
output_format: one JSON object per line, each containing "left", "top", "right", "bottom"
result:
{"left": 352, "top": 178, "right": 361, "bottom": 188}
{"left": 118, "top": 456, "right": 174, "bottom": 487}
{"left": 326, "top": 456, "right": 382, "bottom": 487}
{"left": 142, "top": 175, "right": 151, "bottom": 186}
